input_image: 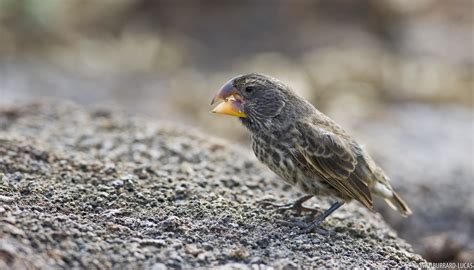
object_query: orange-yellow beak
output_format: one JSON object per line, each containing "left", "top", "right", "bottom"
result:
{"left": 210, "top": 79, "right": 247, "bottom": 118}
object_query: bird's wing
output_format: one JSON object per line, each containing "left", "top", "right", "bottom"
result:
{"left": 290, "top": 120, "right": 374, "bottom": 210}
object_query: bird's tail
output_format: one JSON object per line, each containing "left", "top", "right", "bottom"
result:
{"left": 372, "top": 180, "right": 412, "bottom": 217}
{"left": 384, "top": 191, "right": 412, "bottom": 217}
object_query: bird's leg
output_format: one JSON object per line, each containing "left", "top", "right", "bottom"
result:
{"left": 259, "top": 195, "right": 320, "bottom": 215}
{"left": 276, "top": 201, "right": 345, "bottom": 235}
{"left": 301, "top": 201, "right": 344, "bottom": 233}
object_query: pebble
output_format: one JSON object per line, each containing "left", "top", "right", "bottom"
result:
{"left": 0, "top": 195, "right": 15, "bottom": 203}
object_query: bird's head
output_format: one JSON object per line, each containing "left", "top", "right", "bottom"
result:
{"left": 211, "top": 73, "right": 303, "bottom": 132}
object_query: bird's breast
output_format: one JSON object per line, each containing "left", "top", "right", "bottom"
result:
{"left": 251, "top": 134, "right": 300, "bottom": 185}
{"left": 250, "top": 134, "right": 341, "bottom": 197}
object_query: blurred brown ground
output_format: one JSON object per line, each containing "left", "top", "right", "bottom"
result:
{"left": 0, "top": 0, "right": 473, "bottom": 263}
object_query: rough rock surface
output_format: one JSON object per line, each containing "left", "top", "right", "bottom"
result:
{"left": 0, "top": 102, "right": 425, "bottom": 269}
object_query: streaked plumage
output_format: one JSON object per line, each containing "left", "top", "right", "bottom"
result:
{"left": 211, "top": 73, "right": 412, "bottom": 233}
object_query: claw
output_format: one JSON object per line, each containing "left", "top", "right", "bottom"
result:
{"left": 259, "top": 201, "right": 295, "bottom": 211}
{"left": 272, "top": 201, "right": 345, "bottom": 236}
{"left": 258, "top": 195, "right": 320, "bottom": 215}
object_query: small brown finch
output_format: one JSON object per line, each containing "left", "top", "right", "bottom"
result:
{"left": 211, "top": 73, "right": 412, "bottom": 234}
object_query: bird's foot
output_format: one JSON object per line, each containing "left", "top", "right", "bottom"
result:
{"left": 275, "top": 219, "right": 329, "bottom": 235}
{"left": 258, "top": 195, "right": 320, "bottom": 215}
{"left": 274, "top": 201, "right": 345, "bottom": 236}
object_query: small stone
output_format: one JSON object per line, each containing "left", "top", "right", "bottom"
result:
{"left": 151, "top": 262, "right": 168, "bottom": 270}
{"left": 185, "top": 244, "right": 203, "bottom": 256}
{"left": 3, "top": 224, "right": 25, "bottom": 236}
{"left": 0, "top": 195, "right": 15, "bottom": 203}
{"left": 229, "top": 247, "right": 250, "bottom": 260}
{"left": 139, "top": 239, "right": 166, "bottom": 248}
{"left": 281, "top": 261, "right": 298, "bottom": 270}
{"left": 111, "top": 180, "right": 124, "bottom": 188}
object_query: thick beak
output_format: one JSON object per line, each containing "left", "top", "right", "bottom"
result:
{"left": 211, "top": 79, "right": 247, "bottom": 118}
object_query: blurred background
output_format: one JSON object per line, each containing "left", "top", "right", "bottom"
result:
{"left": 0, "top": 0, "right": 473, "bottom": 263}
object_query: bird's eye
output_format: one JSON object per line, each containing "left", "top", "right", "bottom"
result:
{"left": 245, "top": 86, "right": 255, "bottom": 93}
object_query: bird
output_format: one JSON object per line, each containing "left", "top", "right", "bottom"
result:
{"left": 210, "top": 73, "right": 412, "bottom": 234}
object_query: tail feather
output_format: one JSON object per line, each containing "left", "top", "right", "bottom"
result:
{"left": 385, "top": 191, "right": 412, "bottom": 217}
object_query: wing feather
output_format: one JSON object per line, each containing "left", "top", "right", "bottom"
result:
{"left": 291, "top": 121, "right": 374, "bottom": 210}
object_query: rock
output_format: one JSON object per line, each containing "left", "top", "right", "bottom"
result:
{"left": 0, "top": 101, "right": 425, "bottom": 268}
{"left": 0, "top": 195, "right": 15, "bottom": 203}
{"left": 151, "top": 263, "right": 168, "bottom": 270}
